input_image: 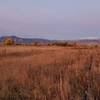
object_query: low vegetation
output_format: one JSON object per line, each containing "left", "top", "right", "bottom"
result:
{"left": 3, "top": 38, "right": 15, "bottom": 45}
{"left": 0, "top": 46, "right": 100, "bottom": 100}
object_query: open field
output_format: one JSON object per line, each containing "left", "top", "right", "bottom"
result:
{"left": 0, "top": 46, "right": 100, "bottom": 100}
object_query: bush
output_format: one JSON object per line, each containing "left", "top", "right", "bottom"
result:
{"left": 3, "top": 38, "right": 15, "bottom": 45}
{"left": 53, "top": 41, "right": 77, "bottom": 47}
{"left": 53, "top": 41, "right": 69, "bottom": 46}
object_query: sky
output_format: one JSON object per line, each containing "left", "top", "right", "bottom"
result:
{"left": 0, "top": 0, "right": 100, "bottom": 40}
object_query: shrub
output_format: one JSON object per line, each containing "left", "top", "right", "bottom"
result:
{"left": 53, "top": 41, "right": 69, "bottom": 46}
{"left": 3, "top": 38, "right": 15, "bottom": 45}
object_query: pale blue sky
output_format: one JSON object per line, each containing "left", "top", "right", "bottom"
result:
{"left": 0, "top": 0, "right": 100, "bottom": 39}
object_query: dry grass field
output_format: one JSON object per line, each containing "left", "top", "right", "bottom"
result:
{"left": 0, "top": 46, "right": 100, "bottom": 100}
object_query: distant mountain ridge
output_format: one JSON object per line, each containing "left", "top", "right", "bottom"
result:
{"left": 76, "top": 39, "right": 100, "bottom": 44}
{"left": 0, "top": 36, "right": 52, "bottom": 44}
{"left": 0, "top": 36, "right": 100, "bottom": 44}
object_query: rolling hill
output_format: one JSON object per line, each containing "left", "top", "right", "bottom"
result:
{"left": 0, "top": 36, "right": 52, "bottom": 44}
{"left": 0, "top": 35, "right": 100, "bottom": 45}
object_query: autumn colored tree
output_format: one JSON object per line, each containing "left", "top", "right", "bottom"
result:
{"left": 4, "top": 38, "right": 15, "bottom": 45}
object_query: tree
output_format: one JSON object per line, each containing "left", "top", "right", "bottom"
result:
{"left": 4, "top": 38, "right": 15, "bottom": 45}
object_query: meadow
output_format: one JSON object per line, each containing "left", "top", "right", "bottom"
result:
{"left": 0, "top": 45, "right": 100, "bottom": 100}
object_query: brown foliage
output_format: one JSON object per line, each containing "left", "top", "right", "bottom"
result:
{"left": 3, "top": 38, "right": 15, "bottom": 45}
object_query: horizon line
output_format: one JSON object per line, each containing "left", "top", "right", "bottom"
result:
{"left": 0, "top": 35, "right": 100, "bottom": 41}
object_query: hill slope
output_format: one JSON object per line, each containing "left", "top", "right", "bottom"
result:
{"left": 0, "top": 36, "right": 100, "bottom": 44}
{"left": 0, "top": 36, "right": 52, "bottom": 44}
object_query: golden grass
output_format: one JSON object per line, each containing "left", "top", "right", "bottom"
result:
{"left": 0, "top": 46, "right": 100, "bottom": 100}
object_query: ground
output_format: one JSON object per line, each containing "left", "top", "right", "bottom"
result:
{"left": 0, "top": 46, "right": 100, "bottom": 100}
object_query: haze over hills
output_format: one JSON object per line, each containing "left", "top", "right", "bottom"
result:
{"left": 0, "top": 35, "right": 100, "bottom": 44}
{"left": 0, "top": 36, "right": 52, "bottom": 44}
{"left": 76, "top": 39, "right": 100, "bottom": 44}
